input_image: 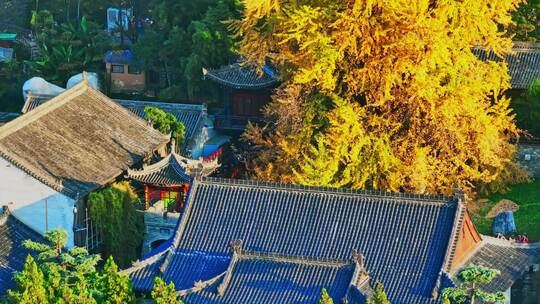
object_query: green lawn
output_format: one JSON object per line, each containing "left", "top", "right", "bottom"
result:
{"left": 471, "top": 179, "right": 540, "bottom": 241}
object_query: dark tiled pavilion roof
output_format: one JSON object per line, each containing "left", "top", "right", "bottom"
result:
{"left": 203, "top": 62, "right": 279, "bottom": 90}
{"left": 126, "top": 178, "right": 462, "bottom": 304}
{"left": 127, "top": 151, "right": 219, "bottom": 186}
{"left": 455, "top": 236, "right": 540, "bottom": 293}
{"left": 0, "top": 206, "right": 46, "bottom": 295}
{"left": 22, "top": 95, "right": 206, "bottom": 141}
{"left": 473, "top": 42, "right": 540, "bottom": 89}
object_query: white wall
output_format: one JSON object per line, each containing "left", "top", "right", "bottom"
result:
{"left": 0, "top": 157, "right": 75, "bottom": 247}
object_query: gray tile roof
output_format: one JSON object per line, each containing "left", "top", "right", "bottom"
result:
{"left": 0, "top": 83, "right": 167, "bottom": 199}
{"left": 203, "top": 63, "right": 279, "bottom": 90}
{"left": 22, "top": 95, "right": 206, "bottom": 142}
{"left": 0, "top": 206, "right": 46, "bottom": 295}
{"left": 127, "top": 152, "right": 219, "bottom": 186}
{"left": 473, "top": 42, "right": 540, "bottom": 89}
{"left": 457, "top": 236, "right": 540, "bottom": 293}
{"left": 114, "top": 100, "right": 206, "bottom": 140}
{"left": 182, "top": 251, "right": 361, "bottom": 304}
{"left": 0, "top": 112, "right": 19, "bottom": 124}
{"left": 127, "top": 178, "right": 461, "bottom": 304}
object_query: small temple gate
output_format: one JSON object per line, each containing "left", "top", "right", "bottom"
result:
{"left": 127, "top": 143, "right": 219, "bottom": 254}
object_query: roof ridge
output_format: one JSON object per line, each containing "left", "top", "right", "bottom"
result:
{"left": 177, "top": 272, "right": 226, "bottom": 297}
{"left": 0, "top": 206, "right": 10, "bottom": 225}
{"left": 114, "top": 99, "right": 206, "bottom": 111}
{"left": 159, "top": 179, "right": 201, "bottom": 273}
{"left": 122, "top": 248, "right": 169, "bottom": 275}
{"left": 199, "top": 177, "right": 452, "bottom": 203}
{"left": 441, "top": 198, "right": 467, "bottom": 273}
{"left": 240, "top": 249, "right": 351, "bottom": 267}
{"left": 0, "top": 82, "right": 87, "bottom": 140}
{"left": 481, "top": 235, "right": 540, "bottom": 249}
{"left": 127, "top": 153, "right": 176, "bottom": 176}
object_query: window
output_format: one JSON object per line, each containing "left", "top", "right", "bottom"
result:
{"left": 128, "top": 65, "right": 142, "bottom": 75}
{"left": 111, "top": 64, "right": 124, "bottom": 73}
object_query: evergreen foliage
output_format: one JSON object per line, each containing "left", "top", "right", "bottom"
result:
{"left": 96, "top": 256, "right": 135, "bottom": 304}
{"left": 317, "top": 288, "right": 334, "bottom": 304}
{"left": 238, "top": 0, "right": 523, "bottom": 196}
{"left": 367, "top": 282, "right": 390, "bottom": 304}
{"left": 28, "top": 11, "right": 111, "bottom": 85}
{"left": 7, "top": 229, "right": 137, "bottom": 304}
{"left": 151, "top": 277, "right": 184, "bottom": 304}
{"left": 508, "top": 0, "right": 540, "bottom": 42}
{"left": 442, "top": 264, "right": 506, "bottom": 304}
{"left": 144, "top": 106, "right": 186, "bottom": 147}
{"left": 7, "top": 256, "right": 48, "bottom": 304}
{"left": 132, "top": 0, "right": 241, "bottom": 101}
{"left": 87, "top": 182, "right": 145, "bottom": 268}
{"left": 8, "top": 229, "right": 102, "bottom": 303}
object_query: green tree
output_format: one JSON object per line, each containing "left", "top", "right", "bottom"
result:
{"left": 28, "top": 12, "right": 111, "bottom": 85}
{"left": 151, "top": 278, "right": 184, "bottom": 304}
{"left": 7, "top": 256, "right": 48, "bottom": 304}
{"left": 88, "top": 182, "right": 144, "bottom": 268}
{"left": 508, "top": 0, "right": 540, "bottom": 42}
{"left": 97, "top": 256, "right": 135, "bottom": 304}
{"left": 21, "top": 229, "right": 101, "bottom": 303}
{"left": 442, "top": 265, "right": 506, "bottom": 304}
{"left": 132, "top": 0, "right": 240, "bottom": 101}
{"left": 144, "top": 106, "right": 186, "bottom": 147}
{"left": 317, "top": 288, "right": 334, "bottom": 304}
{"left": 367, "top": 282, "right": 390, "bottom": 304}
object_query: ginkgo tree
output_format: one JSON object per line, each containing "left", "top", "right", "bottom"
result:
{"left": 235, "top": 0, "right": 525, "bottom": 195}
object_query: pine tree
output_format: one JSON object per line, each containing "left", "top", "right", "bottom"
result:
{"left": 367, "top": 282, "right": 390, "bottom": 304}
{"left": 151, "top": 277, "right": 184, "bottom": 304}
{"left": 317, "top": 288, "right": 334, "bottom": 304}
{"left": 442, "top": 265, "right": 506, "bottom": 304}
{"left": 22, "top": 229, "right": 101, "bottom": 303}
{"left": 98, "top": 256, "right": 135, "bottom": 304}
{"left": 237, "top": 0, "right": 524, "bottom": 196}
{"left": 7, "top": 255, "right": 48, "bottom": 304}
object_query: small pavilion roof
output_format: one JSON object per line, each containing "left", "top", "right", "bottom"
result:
{"left": 453, "top": 236, "right": 540, "bottom": 293}
{"left": 473, "top": 42, "right": 540, "bottom": 89}
{"left": 0, "top": 206, "right": 46, "bottom": 295}
{"left": 203, "top": 61, "right": 279, "bottom": 90}
{"left": 127, "top": 150, "right": 219, "bottom": 186}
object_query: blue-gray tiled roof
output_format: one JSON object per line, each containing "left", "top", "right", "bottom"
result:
{"left": 0, "top": 207, "right": 46, "bottom": 295}
{"left": 0, "top": 112, "right": 20, "bottom": 124}
{"left": 456, "top": 236, "right": 540, "bottom": 293}
{"left": 473, "top": 42, "right": 540, "bottom": 89}
{"left": 128, "top": 178, "right": 460, "bottom": 304}
{"left": 182, "top": 252, "right": 359, "bottom": 304}
{"left": 203, "top": 63, "right": 279, "bottom": 90}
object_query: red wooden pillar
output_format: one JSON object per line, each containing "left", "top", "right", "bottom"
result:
{"left": 144, "top": 185, "right": 149, "bottom": 209}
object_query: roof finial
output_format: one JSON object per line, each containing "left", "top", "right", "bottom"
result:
{"left": 352, "top": 249, "right": 367, "bottom": 274}
{"left": 230, "top": 239, "right": 243, "bottom": 254}
{"left": 82, "top": 71, "right": 89, "bottom": 86}
{"left": 170, "top": 137, "right": 176, "bottom": 154}
{"left": 452, "top": 184, "right": 467, "bottom": 203}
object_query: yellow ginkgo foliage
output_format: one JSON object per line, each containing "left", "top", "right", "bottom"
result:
{"left": 236, "top": 0, "right": 524, "bottom": 195}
